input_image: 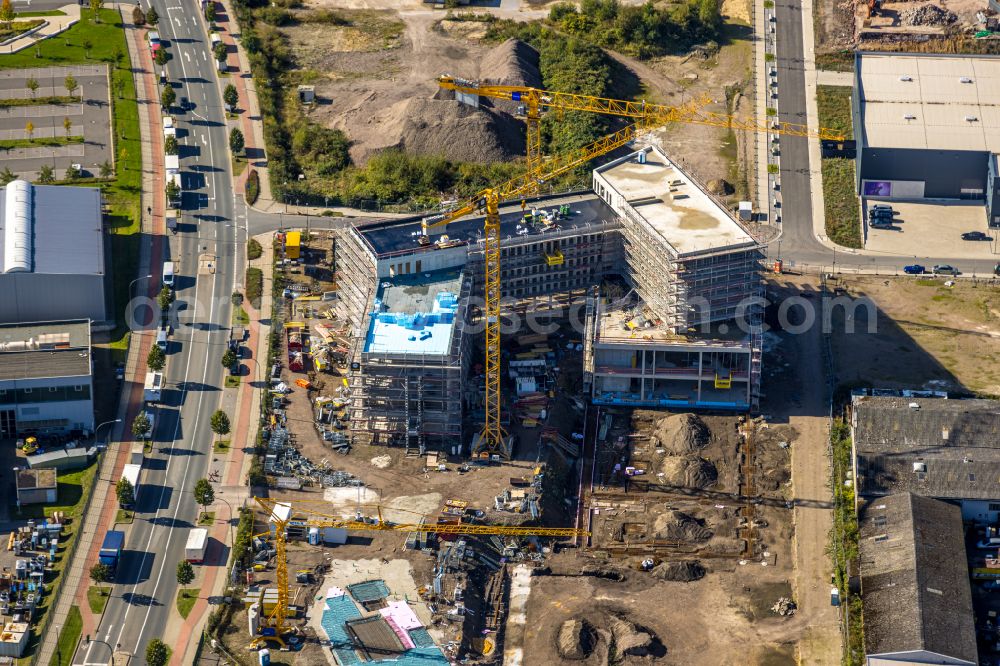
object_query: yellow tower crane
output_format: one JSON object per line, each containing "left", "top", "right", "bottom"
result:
{"left": 420, "top": 121, "right": 655, "bottom": 458}
{"left": 429, "top": 77, "right": 843, "bottom": 458}
{"left": 250, "top": 496, "right": 589, "bottom": 647}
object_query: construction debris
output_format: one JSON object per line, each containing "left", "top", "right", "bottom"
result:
{"left": 770, "top": 597, "right": 797, "bottom": 616}
{"left": 900, "top": 3, "right": 956, "bottom": 26}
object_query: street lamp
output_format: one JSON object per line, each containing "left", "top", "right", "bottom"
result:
{"left": 214, "top": 493, "right": 236, "bottom": 551}
{"left": 129, "top": 274, "right": 153, "bottom": 300}
{"left": 94, "top": 418, "right": 122, "bottom": 447}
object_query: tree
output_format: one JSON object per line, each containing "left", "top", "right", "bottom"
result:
{"left": 164, "top": 134, "right": 178, "bottom": 155}
{"left": 112, "top": 46, "right": 123, "bottom": 68}
{"left": 154, "top": 47, "right": 168, "bottom": 66}
{"left": 64, "top": 163, "right": 80, "bottom": 180}
{"left": 63, "top": 116, "right": 72, "bottom": 137}
{"left": 99, "top": 160, "right": 114, "bottom": 179}
{"left": 145, "top": 639, "right": 168, "bottom": 666}
{"left": 193, "top": 478, "right": 214, "bottom": 519}
{"left": 24, "top": 121, "right": 33, "bottom": 140}
{"left": 229, "top": 127, "right": 244, "bottom": 156}
{"left": 160, "top": 83, "right": 175, "bottom": 109}
{"left": 176, "top": 560, "right": 194, "bottom": 587}
{"left": 147, "top": 344, "right": 165, "bottom": 371}
{"left": 0, "top": 0, "right": 13, "bottom": 28}
{"left": 36, "top": 164, "right": 54, "bottom": 184}
{"left": 210, "top": 410, "right": 230, "bottom": 438}
{"left": 157, "top": 285, "right": 173, "bottom": 311}
{"left": 89, "top": 0, "right": 103, "bottom": 22}
{"left": 204, "top": 0, "right": 215, "bottom": 23}
{"left": 64, "top": 75, "right": 78, "bottom": 98}
{"left": 132, "top": 411, "right": 152, "bottom": 440}
{"left": 25, "top": 77, "right": 38, "bottom": 99}
{"left": 90, "top": 562, "right": 111, "bottom": 589}
{"left": 165, "top": 179, "right": 180, "bottom": 203}
{"left": 146, "top": 6, "right": 159, "bottom": 26}
{"left": 0, "top": 167, "right": 17, "bottom": 185}
{"left": 116, "top": 477, "right": 135, "bottom": 508}
{"left": 132, "top": 5, "right": 145, "bottom": 26}
{"left": 82, "top": 38, "right": 92, "bottom": 57}
{"left": 223, "top": 83, "right": 238, "bottom": 110}
{"left": 213, "top": 40, "right": 227, "bottom": 64}
{"left": 220, "top": 348, "right": 237, "bottom": 371}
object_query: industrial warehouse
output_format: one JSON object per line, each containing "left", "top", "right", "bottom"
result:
{"left": 335, "top": 145, "right": 765, "bottom": 451}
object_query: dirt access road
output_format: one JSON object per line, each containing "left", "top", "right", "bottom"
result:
{"left": 765, "top": 276, "right": 841, "bottom": 664}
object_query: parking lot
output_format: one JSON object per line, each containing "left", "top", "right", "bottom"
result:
{"left": 863, "top": 199, "right": 1000, "bottom": 260}
{"left": 0, "top": 65, "right": 112, "bottom": 179}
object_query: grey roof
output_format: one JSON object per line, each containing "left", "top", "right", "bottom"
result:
{"left": 357, "top": 197, "right": 613, "bottom": 256}
{"left": 859, "top": 493, "right": 977, "bottom": 664}
{"left": 853, "top": 395, "right": 1000, "bottom": 500}
{"left": 0, "top": 319, "right": 91, "bottom": 381}
{"left": 377, "top": 269, "right": 464, "bottom": 315}
{"left": 0, "top": 182, "right": 104, "bottom": 275}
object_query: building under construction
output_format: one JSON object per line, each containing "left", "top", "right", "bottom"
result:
{"left": 335, "top": 145, "right": 764, "bottom": 450}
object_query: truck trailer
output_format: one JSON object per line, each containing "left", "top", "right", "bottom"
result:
{"left": 144, "top": 372, "right": 163, "bottom": 403}
{"left": 99, "top": 530, "right": 125, "bottom": 573}
{"left": 185, "top": 528, "right": 209, "bottom": 564}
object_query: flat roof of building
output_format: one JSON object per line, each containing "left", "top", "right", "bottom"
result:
{"left": 596, "top": 148, "right": 756, "bottom": 256}
{"left": 0, "top": 181, "right": 104, "bottom": 275}
{"left": 0, "top": 319, "right": 92, "bottom": 381}
{"left": 595, "top": 303, "right": 751, "bottom": 348}
{"left": 364, "top": 269, "right": 464, "bottom": 356}
{"left": 16, "top": 468, "right": 56, "bottom": 490}
{"left": 356, "top": 197, "right": 613, "bottom": 257}
{"left": 857, "top": 52, "right": 1000, "bottom": 152}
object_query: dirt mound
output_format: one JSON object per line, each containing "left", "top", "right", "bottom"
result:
{"left": 557, "top": 618, "right": 597, "bottom": 660}
{"left": 479, "top": 38, "right": 541, "bottom": 116}
{"left": 652, "top": 414, "right": 711, "bottom": 454}
{"left": 351, "top": 96, "right": 525, "bottom": 164}
{"left": 900, "top": 3, "right": 956, "bottom": 25}
{"left": 654, "top": 511, "right": 713, "bottom": 542}
{"left": 652, "top": 560, "right": 706, "bottom": 582}
{"left": 660, "top": 456, "right": 718, "bottom": 489}
{"left": 608, "top": 616, "right": 654, "bottom": 656}
{"left": 707, "top": 178, "right": 734, "bottom": 195}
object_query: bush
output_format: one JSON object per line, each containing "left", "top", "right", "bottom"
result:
{"left": 246, "top": 266, "right": 263, "bottom": 307}
{"left": 247, "top": 237, "right": 262, "bottom": 260}
{"left": 132, "top": 6, "right": 146, "bottom": 25}
{"left": 245, "top": 169, "right": 260, "bottom": 204}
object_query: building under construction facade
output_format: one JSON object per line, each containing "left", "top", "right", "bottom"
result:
{"left": 334, "top": 145, "right": 764, "bottom": 449}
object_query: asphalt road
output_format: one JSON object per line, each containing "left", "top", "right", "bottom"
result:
{"left": 76, "top": 2, "right": 240, "bottom": 662}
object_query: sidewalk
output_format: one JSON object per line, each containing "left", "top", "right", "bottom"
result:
{"left": 800, "top": 0, "right": 830, "bottom": 247}
{"left": 173, "top": 233, "right": 274, "bottom": 665}
{"left": 0, "top": 4, "right": 80, "bottom": 55}
{"left": 37, "top": 7, "right": 166, "bottom": 666}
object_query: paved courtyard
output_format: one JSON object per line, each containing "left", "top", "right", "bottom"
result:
{"left": 863, "top": 198, "right": 1000, "bottom": 262}
{"left": 0, "top": 64, "right": 112, "bottom": 179}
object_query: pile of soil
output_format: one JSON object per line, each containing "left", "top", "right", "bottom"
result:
{"left": 652, "top": 414, "right": 710, "bottom": 455}
{"left": 557, "top": 619, "right": 597, "bottom": 660}
{"left": 651, "top": 560, "right": 706, "bottom": 582}
{"left": 608, "top": 617, "right": 654, "bottom": 656}
{"left": 392, "top": 97, "right": 525, "bottom": 163}
{"left": 654, "top": 511, "right": 713, "bottom": 542}
{"left": 660, "top": 456, "right": 718, "bottom": 489}
{"left": 480, "top": 38, "right": 541, "bottom": 88}
{"left": 900, "top": 3, "right": 957, "bottom": 25}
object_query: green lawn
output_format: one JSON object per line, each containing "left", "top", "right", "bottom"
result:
{"left": 233, "top": 305, "right": 250, "bottom": 326}
{"left": 18, "top": 464, "right": 98, "bottom": 521}
{"left": 0, "top": 19, "right": 44, "bottom": 41}
{"left": 115, "top": 508, "right": 134, "bottom": 524}
{"left": 48, "top": 605, "right": 81, "bottom": 666}
{"left": 0, "top": 135, "right": 84, "bottom": 150}
{"left": 176, "top": 589, "right": 199, "bottom": 619}
{"left": 0, "top": 95, "right": 80, "bottom": 107}
{"left": 214, "top": 439, "right": 231, "bottom": 453}
{"left": 816, "top": 85, "right": 861, "bottom": 248}
{"left": 16, "top": 9, "right": 67, "bottom": 17}
{"left": 224, "top": 375, "right": 241, "bottom": 388}
{"left": 86, "top": 586, "right": 112, "bottom": 615}
{"left": 199, "top": 511, "right": 215, "bottom": 526}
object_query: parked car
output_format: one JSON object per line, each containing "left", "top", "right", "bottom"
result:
{"left": 961, "top": 231, "right": 991, "bottom": 241}
{"left": 932, "top": 264, "right": 960, "bottom": 276}
{"left": 870, "top": 203, "right": 897, "bottom": 215}
{"left": 903, "top": 264, "right": 925, "bottom": 275}
{"left": 994, "top": 263, "right": 1000, "bottom": 276}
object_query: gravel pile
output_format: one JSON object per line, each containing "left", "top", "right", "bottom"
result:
{"left": 652, "top": 560, "right": 706, "bottom": 582}
{"left": 900, "top": 3, "right": 957, "bottom": 26}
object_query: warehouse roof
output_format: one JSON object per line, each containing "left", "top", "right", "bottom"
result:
{"left": 0, "top": 319, "right": 91, "bottom": 381}
{"left": 0, "top": 181, "right": 104, "bottom": 275}
{"left": 857, "top": 52, "right": 1000, "bottom": 152}
{"left": 594, "top": 147, "right": 757, "bottom": 257}
{"left": 859, "top": 493, "right": 976, "bottom": 665}
{"left": 852, "top": 395, "right": 1000, "bottom": 499}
